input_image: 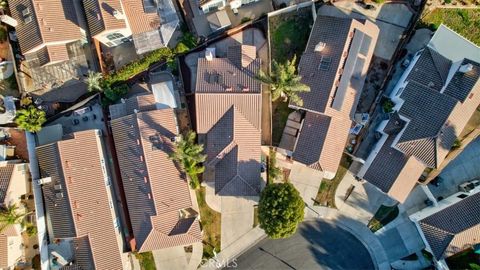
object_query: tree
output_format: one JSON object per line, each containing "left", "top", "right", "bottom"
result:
{"left": 256, "top": 55, "right": 310, "bottom": 106}
{"left": 267, "top": 148, "right": 282, "bottom": 184}
{"left": 0, "top": 0, "right": 7, "bottom": 12}
{"left": 15, "top": 105, "right": 46, "bottom": 133}
{"left": 104, "top": 84, "right": 128, "bottom": 103}
{"left": 0, "top": 204, "right": 27, "bottom": 233}
{"left": 86, "top": 71, "right": 103, "bottom": 92}
{"left": 170, "top": 131, "right": 206, "bottom": 189}
{"left": 258, "top": 183, "right": 304, "bottom": 239}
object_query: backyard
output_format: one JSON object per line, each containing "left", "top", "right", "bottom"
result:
{"left": 269, "top": 7, "right": 313, "bottom": 145}
{"left": 315, "top": 155, "right": 352, "bottom": 208}
{"left": 196, "top": 187, "right": 221, "bottom": 259}
{"left": 419, "top": 8, "right": 480, "bottom": 45}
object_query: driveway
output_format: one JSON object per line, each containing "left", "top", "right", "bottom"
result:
{"left": 221, "top": 196, "right": 258, "bottom": 249}
{"left": 235, "top": 220, "right": 375, "bottom": 270}
{"left": 152, "top": 242, "right": 203, "bottom": 270}
{"left": 429, "top": 136, "right": 480, "bottom": 199}
{"left": 289, "top": 162, "right": 323, "bottom": 205}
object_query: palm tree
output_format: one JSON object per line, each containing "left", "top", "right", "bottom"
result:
{"left": 15, "top": 105, "right": 46, "bottom": 133}
{"left": 86, "top": 71, "right": 103, "bottom": 92}
{"left": 256, "top": 55, "right": 310, "bottom": 106}
{"left": 0, "top": 0, "right": 7, "bottom": 12}
{"left": 170, "top": 131, "right": 206, "bottom": 189}
{"left": 0, "top": 204, "right": 27, "bottom": 233}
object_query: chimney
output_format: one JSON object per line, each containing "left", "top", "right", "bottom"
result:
{"left": 113, "top": 10, "right": 124, "bottom": 20}
{"left": 315, "top": 42, "right": 326, "bottom": 52}
{"left": 459, "top": 63, "right": 473, "bottom": 73}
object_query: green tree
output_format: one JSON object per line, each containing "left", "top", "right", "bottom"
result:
{"left": 256, "top": 55, "right": 310, "bottom": 106}
{"left": 0, "top": 0, "right": 7, "bottom": 12}
{"left": 15, "top": 105, "right": 46, "bottom": 133}
{"left": 258, "top": 183, "right": 304, "bottom": 239}
{"left": 0, "top": 204, "right": 27, "bottom": 233}
{"left": 104, "top": 84, "right": 128, "bottom": 103}
{"left": 268, "top": 148, "right": 282, "bottom": 184}
{"left": 86, "top": 71, "right": 103, "bottom": 92}
{"left": 170, "top": 131, "right": 206, "bottom": 189}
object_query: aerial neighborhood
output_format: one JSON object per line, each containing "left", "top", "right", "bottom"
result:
{"left": 0, "top": 0, "right": 479, "bottom": 269}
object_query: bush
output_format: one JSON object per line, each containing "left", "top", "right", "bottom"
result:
{"left": 104, "top": 84, "right": 128, "bottom": 103}
{"left": 382, "top": 98, "right": 395, "bottom": 113}
{"left": 258, "top": 183, "right": 304, "bottom": 239}
{"left": 104, "top": 47, "right": 173, "bottom": 87}
{"left": 241, "top": 17, "right": 252, "bottom": 24}
{"left": 26, "top": 223, "right": 37, "bottom": 237}
{"left": 452, "top": 139, "right": 462, "bottom": 149}
{"left": 175, "top": 42, "right": 190, "bottom": 54}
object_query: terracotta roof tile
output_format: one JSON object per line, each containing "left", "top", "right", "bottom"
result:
{"left": 110, "top": 97, "right": 201, "bottom": 252}
{"left": 0, "top": 235, "right": 7, "bottom": 268}
{"left": 0, "top": 164, "right": 15, "bottom": 204}
{"left": 37, "top": 130, "right": 124, "bottom": 269}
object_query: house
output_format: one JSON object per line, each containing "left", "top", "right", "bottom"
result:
{"left": 357, "top": 25, "right": 480, "bottom": 203}
{"left": 109, "top": 94, "right": 201, "bottom": 252}
{"left": 9, "top": 0, "right": 89, "bottom": 92}
{"left": 194, "top": 45, "right": 262, "bottom": 196}
{"left": 288, "top": 15, "right": 379, "bottom": 179}
{"left": 83, "top": 0, "right": 179, "bottom": 55}
{"left": 0, "top": 160, "right": 30, "bottom": 270}
{"left": 199, "top": 0, "right": 260, "bottom": 14}
{"left": 410, "top": 190, "right": 480, "bottom": 267}
{"left": 36, "top": 130, "right": 128, "bottom": 269}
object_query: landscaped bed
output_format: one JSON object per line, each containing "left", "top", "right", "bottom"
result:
{"left": 419, "top": 8, "right": 480, "bottom": 46}
{"left": 314, "top": 155, "right": 353, "bottom": 208}
{"left": 268, "top": 7, "right": 313, "bottom": 145}
{"left": 135, "top": 251, "right": 155, "bottom": 270}
{"left": 367, "top": 204, "right": 399, "bottom": 232}
{"left": 196, "top": 187, "right": 221, "bottom": 259}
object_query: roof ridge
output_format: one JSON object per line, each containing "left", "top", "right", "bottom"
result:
{"left": 427, "top": 47, "right": 451, "bottom": 85}
{"left": 207, "top": 141, "right": 237, "bottom": 168}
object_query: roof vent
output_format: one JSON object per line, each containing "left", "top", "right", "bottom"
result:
{"left": 206, "top": 48, "right": 216, "bottom": 61}
{"left": 459, "top": 63, "right": 473, "bottom": 73}
{"left": 428, "top": 82, "right": 435, "bottom": 88}
{"left": 315, "top": 42, "right": 326, "bottom": 52}
{"left": 134, "top": 109, "right": 139, "bottom": 114}
{"left": 113, "top": 10, "right": 124, "bottom": 20}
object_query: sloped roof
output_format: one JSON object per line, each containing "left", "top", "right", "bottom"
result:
{"left": 406, "top": 48, "right": 451, "bottom": 91}
{"left": 110, "top": 99, "right": 201, "bottom": 252}
{"left": 37, "top": 130, "right": 124, "bottom": 269}
{"left": 195, "top": 45, "right": 261, "bottom": 93}
{"left": 0, "top": 235, "right": 7, "bottom": 268}
{"left": 204, "top": 106, "right": 261, "bottom": 196}
{"left": 419, "top": 192, "right": 480, "bottom": 259}
{"left": 384, "top": 112, "right": 406, "bottom": 135}
{"left": 9, "top": 0, "right": 82, "bottom": 61}
{"left": 109, "top": 94, "right": 157, "bottom": 120}
{"left": 0, "top": 163, "right": 15, "bottom": 204}
{"left": 195, "top": 45, "right": 262, "bottom": 196}
{"left": 293, "top": 113, "right": 331, "bottom": 169}
{"left": 362, "top": 30, "right": 480, "bottom": 202}
{"left": 83, "top": 0, "right": 126, "bottom": 37}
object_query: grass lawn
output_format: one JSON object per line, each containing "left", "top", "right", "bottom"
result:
{"left": 314, "top": 155, "right": 352, "bottom": 208}
{"left": 271, "top": 101, "right": 293, "bottom": 145}
{"left": 446, "top": 248, "right": 480, "bottom": 269}
{"left": 269, "top": 7, "right": 313, "bottom": 64}
{"left": 196, "top": 187, "right": 221, "bottom": 259}
{"left": 367, "top": 204, "right": 399, "bottom": 232}
{"left": 135, "top": 251, "right": 155, "bottom": 270}
{"left": 420, "top": 8, "right": 480, "bottom": 46}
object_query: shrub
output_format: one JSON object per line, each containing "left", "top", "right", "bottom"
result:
{"left": 104, "top": 84, "right": 128, "bottom": 103}
{"left": 258, "top": 183, "right": 304, "bottom": 239}
{"left": 241, "top": 17, "right": 252, "bottom": 24}
{"left": 104, "top": 47, "right": 173, "bottom": 87}
{"left": 382, "top": 98, "right": 395, "bottom": 113}
{"left": 175, "top": 42, "right": 190, "bottom": 54}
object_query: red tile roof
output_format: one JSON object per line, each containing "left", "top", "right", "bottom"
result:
{"left": 110, "top": 96, "right": 201, "bottom": 252}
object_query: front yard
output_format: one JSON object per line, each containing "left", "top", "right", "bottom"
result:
{"left": 314, "top": 155, "right": 352, "bottom": 208}
{"left": 135, "top": 251, "right": 155, "bottom": 270}
{"left": 419, "top": 8, "right": 480, "bottom": 45}
{"left": 196, "top": 187, "right": 221, "bottom": 259}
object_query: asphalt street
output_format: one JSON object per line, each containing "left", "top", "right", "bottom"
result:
{"left": 233, "top": 220, "right": 375, "bottom": 270}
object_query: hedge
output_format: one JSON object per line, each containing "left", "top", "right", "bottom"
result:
{"left": 103, "top": 47, "right": 174, "bottom": 87}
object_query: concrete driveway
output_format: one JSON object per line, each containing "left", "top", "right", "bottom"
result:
{"left": 221, "top": 196, "right": 258, "bottom": 249}
{"left": 289, "top": 162, "right": 323, "bottom": 205}
{"left": 429, "top": 136, "right": 480, "bottom": 199}
{"left": 235, "top": 220, "right": 375, "bottom": 270}
{"left": 152, "top": 242, "right": 203, "bottom": 270}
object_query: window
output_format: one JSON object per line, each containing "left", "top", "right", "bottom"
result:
{"left": 106, "top": 32, "right": 124, "bottom": 41}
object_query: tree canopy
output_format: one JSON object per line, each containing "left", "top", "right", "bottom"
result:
{"left": 170, "top": 131, "right": 206, "bottom": 189}
{"left": 15, "top": 105, "right": 46, "bottom": 133}
{"left": 256, "top": 55, "right": 310, "bottom": 106}
{"left": 258, "top": 182, "right": 304, "bottom": 239}
{"left": 0, "top": 204, "right": 27, "bottom": 233}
